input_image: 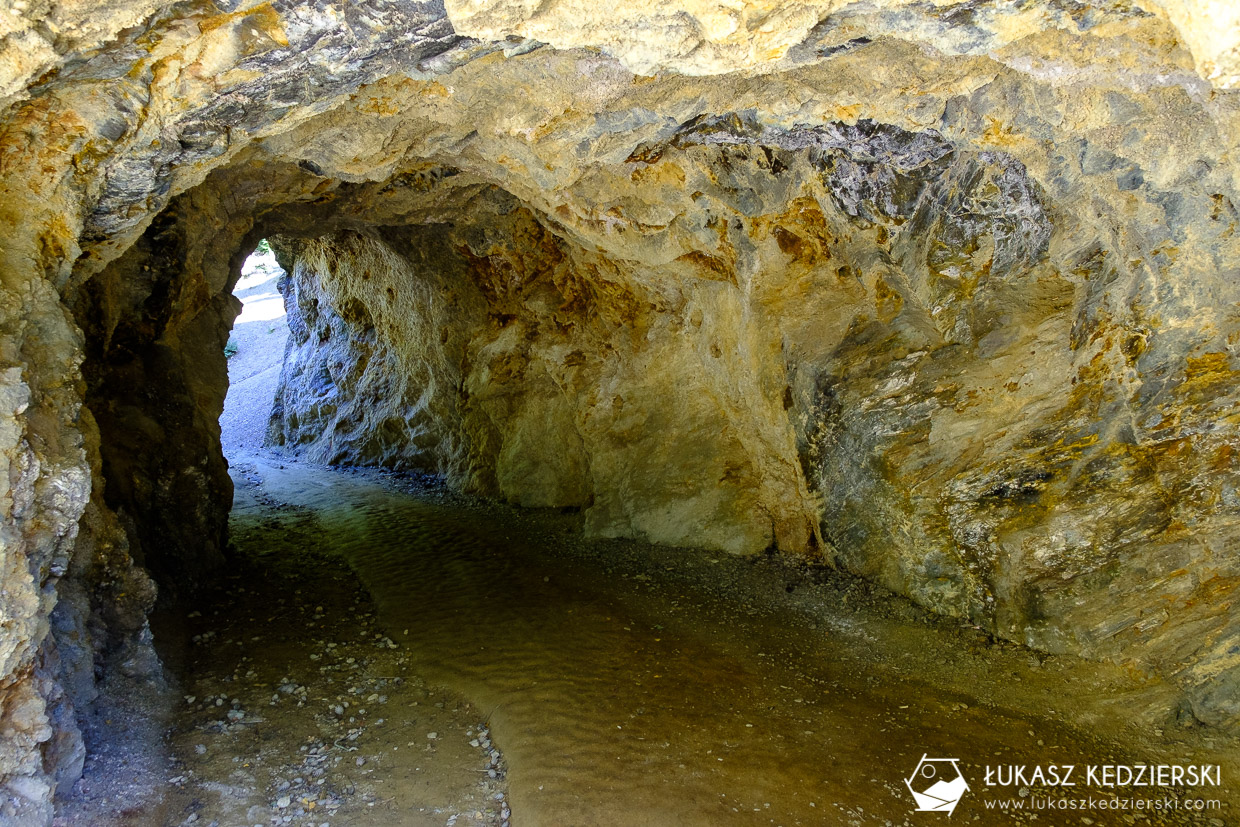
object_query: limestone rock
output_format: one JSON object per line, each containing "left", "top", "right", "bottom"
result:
{"left": 445, "top": 0, "right": 1240, "bottom": 87}
{"left": 0, "top": 0, "right": 164, "bottom": 110}
{"left": 1150, "top": 0, "right": 1240, "bottom": 87}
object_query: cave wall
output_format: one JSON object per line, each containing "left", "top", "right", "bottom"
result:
{"left": 254, "top": 98, "right": 1240, "bottom": 728}
{"left": 267, "top": 198, "right": 823, "bottom": 555}
{"left": 71, "top": 202, "right": 240, "bottom": 590}
{"left": 0, "top": 1, "right": 1238, "bottom": 822}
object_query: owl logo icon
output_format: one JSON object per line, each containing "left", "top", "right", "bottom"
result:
{"left": 906, "top": 755, "right": 969, "bottom": 816}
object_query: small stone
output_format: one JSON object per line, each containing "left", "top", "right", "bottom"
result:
{"left": 276, "top": 796, "right": 291, "bottom": 809}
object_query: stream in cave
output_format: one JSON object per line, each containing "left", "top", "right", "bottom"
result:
{"left": 113, "top": 244, "right": 1238, "bottom": 827}
{"left": 206, "top": 452, "right": 1234, "bottom": 827}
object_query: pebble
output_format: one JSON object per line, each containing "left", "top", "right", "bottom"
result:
{"left": 160, "top": 520, "right": 511, "bottom": 827}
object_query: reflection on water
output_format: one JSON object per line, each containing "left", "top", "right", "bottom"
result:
{"left": 231, "top": 457, "right": 1236, "bottom": 826}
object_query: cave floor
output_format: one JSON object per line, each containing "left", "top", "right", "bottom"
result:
{"left": 61, "top": 454, "right": 1237, "bottom": 826}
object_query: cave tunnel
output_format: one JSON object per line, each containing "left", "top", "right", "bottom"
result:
{"left": 2, "top": 1, "right": 1239, "bottom": 825}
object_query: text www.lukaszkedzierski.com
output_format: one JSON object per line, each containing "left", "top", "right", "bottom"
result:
{"left": 984, "top": 796, "right": 1221, "bottom": 812}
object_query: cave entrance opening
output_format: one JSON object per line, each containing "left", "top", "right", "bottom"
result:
{"left": 220, "top": 239, "right": 290, "bottom": 459}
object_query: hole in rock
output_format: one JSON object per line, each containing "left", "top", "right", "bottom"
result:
{"left": 220, "top": 240, "right": 290, "bottom": 455}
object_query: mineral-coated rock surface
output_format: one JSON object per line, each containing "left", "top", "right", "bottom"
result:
{"left": 1, "top": 1, "right": 1239, "bottom": 821}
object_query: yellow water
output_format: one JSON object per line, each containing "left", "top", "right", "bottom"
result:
{"left": 232, "top": 456, "right": 1236, "bottom": 826}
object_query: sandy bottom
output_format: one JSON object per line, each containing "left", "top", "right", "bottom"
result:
{"left": 98, "top": 454, "right": 1231, "bottom": 826}
{"left": 55, "top": 455, "right": 1238, "bottom": 825}
{"left": 55, "top": 459, "right": 511, "bottom": 827}
{"left": 150, "top": 508, "right": 511, "bottom": 827}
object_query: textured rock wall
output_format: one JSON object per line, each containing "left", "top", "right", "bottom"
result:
{"left": 244, "top": 47, "right": 1240, "bottom": 730}
{"left": 0, "top": 1, "right": 1239, "bottom": 821}
{"left": 444, "top": 0, "right": 1240, "bottom": 85}
{"left": 252, "top": 83, "right": 1238, "bottom": 729}
{"left": 268, "top": 200, "right": 823, "bottom": 555}
{"left": 70, "top": 197, "right": 242, "bottom": 590}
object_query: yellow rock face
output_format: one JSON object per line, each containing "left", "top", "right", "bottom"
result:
{"left": 445, "top": 0, "right": 832, "bottom": 75}
{"left": 1148, "top": 0, "right": 1240, "bottom": 87}
{"left": 445, "top": 0, "right": 1240, "bottom": 86}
